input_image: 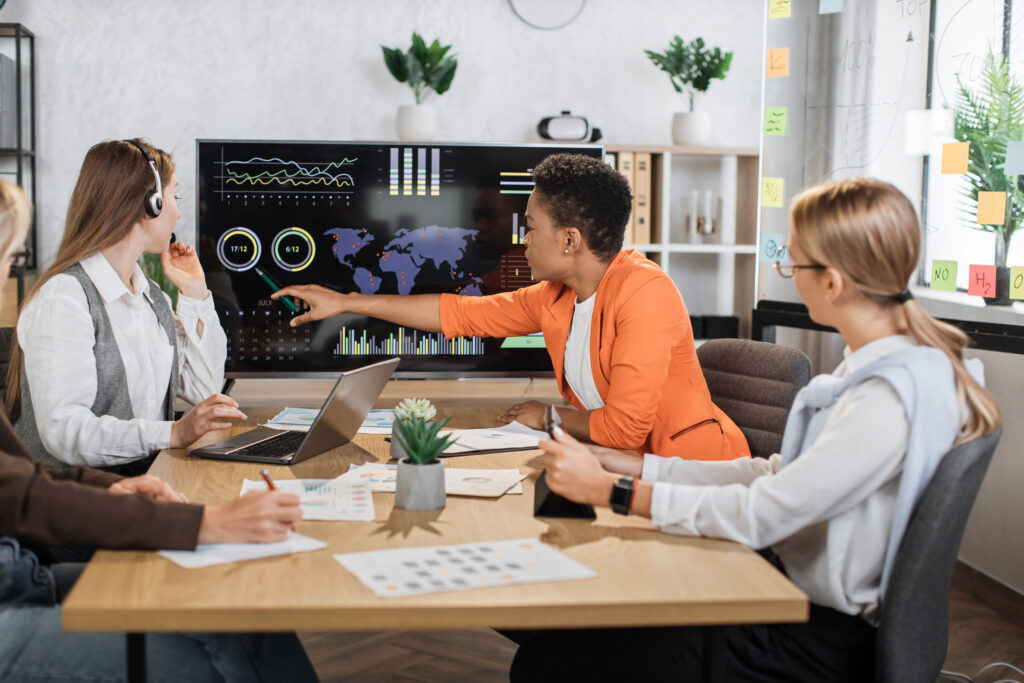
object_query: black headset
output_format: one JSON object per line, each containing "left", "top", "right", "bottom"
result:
{"left": 124, "top": 139, "right": 163, "bottom": 218}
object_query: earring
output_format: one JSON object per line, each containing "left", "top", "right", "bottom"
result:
{"left": 564, "top": 249, "right": 568, "bottom": 254}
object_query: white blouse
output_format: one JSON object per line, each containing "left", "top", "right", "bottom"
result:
{"left": 563, "top": 294, "right": 605, "bottom": 410}
{"left": 641, "top": 335, "right": 926, "bottom": 625}
{"left": 17, "top": 252, "right": 227, "bottom": 467}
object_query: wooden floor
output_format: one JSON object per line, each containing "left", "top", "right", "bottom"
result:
{"left": 300, "top": 579, "right": 1024, "bottom": 682}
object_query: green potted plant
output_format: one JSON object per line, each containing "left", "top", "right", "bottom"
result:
{"left": 382, "top": 32, "right": 458, "bottom": 141}
{"left": 952, "top": 49, "right": 1023, "bottom": 304}
{"left": 645, "top": 36, "right": 732, "bottom": 145}
{"left": 392, "top": 398, "right": 456, "bottom": 510}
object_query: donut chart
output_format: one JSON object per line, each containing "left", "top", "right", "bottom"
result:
{"left": 272, "top": 227, "right": 316, "bottom": 272}
{"left": 216, "top": 227, "right": 261, "bottom": 272}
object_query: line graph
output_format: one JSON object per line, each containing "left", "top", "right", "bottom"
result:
{"left": 216, "top": 154, "right": 358, "bottom": 197}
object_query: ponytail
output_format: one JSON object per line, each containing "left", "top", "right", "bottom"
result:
{"left": 902, "top": 300, "right": 1000, "bottom": 442}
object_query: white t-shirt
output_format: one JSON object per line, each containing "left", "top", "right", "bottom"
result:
{"left": 562, "top": 294, "right": 605, "bottom": 410}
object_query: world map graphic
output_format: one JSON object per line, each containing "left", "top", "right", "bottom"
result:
{"left": 325, "top": 226, "right": 483, "bottom": 296}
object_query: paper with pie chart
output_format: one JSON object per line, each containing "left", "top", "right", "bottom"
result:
{"left": 239, "top": 478, "right": 375, "bottom": 521}
{"left": 342, "top": 463, "right": 526, "bottom": 497}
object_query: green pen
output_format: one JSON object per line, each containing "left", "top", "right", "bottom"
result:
{"left": 255, "top": 266, "right": 299, "bottom": 312}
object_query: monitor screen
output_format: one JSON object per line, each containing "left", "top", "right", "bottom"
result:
{"left": 196, "top": 140, "right": 604, "bottom": 377}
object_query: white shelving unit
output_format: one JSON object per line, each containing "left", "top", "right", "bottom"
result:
{"left": 608, "top": 144, "right": 760, "bottom": 337}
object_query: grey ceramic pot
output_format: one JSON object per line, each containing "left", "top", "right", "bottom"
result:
{"left": 394, "top": 458, "right": 446, "bottom": 510}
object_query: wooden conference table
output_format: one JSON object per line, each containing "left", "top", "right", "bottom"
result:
{"left": 62, "top": 379, "right": 807, "bottom": 677}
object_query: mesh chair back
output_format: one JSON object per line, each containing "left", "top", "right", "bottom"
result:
{"left": 696, "top": 339, "right": 812, "bottom": 458}
{"left": 875, "top": 425, "right": 1003, "bottom": 683}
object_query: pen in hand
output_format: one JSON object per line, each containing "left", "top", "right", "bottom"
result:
{"left": 260, "top": 468, "right": 277, "bottom": 491}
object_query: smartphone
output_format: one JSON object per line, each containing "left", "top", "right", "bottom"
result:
{"left": 544, "top": 405, "right": 561, "bottom": 438}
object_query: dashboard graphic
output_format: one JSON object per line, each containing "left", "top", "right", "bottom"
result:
{"left": 197, "top": 140, "right": 603, "bottom": 377}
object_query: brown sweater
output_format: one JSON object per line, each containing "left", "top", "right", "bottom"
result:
{"left": 0, "top": 411, "right": 202, "bottom": 550}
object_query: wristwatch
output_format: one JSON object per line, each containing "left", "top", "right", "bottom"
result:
{"left": 609, "top": 476, "right": 636, "bottom": 515}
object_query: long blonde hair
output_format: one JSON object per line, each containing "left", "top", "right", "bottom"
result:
{"left": 5, "top": 138, "right": 175, "bottom": 420}
{"left": 790, "top": 178, "right": 999, "bottom": 442}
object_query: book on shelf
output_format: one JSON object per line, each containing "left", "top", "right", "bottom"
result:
{"left": 615, "top": 151, "right": 636, "bottom": 245}
{"left": 633, "top": 152, "right": 652, "bottom": 245}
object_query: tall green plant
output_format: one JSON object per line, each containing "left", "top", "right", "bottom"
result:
{"left": 953, "top": 50, "right": 1024, "bottom": 268}
{"left": 382, "top": 33, "right": 458, "bottom": 105}
{"left": 644, "top": 36, "right": 732, "bottom": 112}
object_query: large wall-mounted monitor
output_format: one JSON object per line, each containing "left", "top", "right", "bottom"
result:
{"left": 197, "top": 140, "right": 603, "bottom": 377}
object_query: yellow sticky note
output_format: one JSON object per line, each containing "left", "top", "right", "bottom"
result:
{"left": 769, "top": 0, "right": 792, "bottom": 19}
{"left": 767, "top": 48, "right": 790, "bottom": 78}
{"left": 941, "top": 142, "right": 969, "bottom": 174}
{"left": 1011, "top": 266, "right": 1024, "bottom": 300}
{"left": 761, "top": 177, "right": 784, "bottom": 208}
{"left": 977, "top": 191, "right": 1007, "bottom": 225}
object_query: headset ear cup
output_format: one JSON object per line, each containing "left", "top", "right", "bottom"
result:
{"left": 145, "top": 189, "right": 162, "bottom": 218}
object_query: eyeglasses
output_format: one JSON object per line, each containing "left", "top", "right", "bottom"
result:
{"left": 8, "top": 244, "right": 31, "bottom": 270}
{"left": 773, "top": 260, "right": 827, "bottom": 279}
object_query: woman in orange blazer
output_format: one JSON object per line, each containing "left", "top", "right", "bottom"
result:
{"left": 274, "top": 154, "right": 748, "bottom": 461}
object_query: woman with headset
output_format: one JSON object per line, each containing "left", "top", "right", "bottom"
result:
{"left": 8, "top": 139, "right": 245, "bottom": 475}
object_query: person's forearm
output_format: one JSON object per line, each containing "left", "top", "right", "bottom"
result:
{"left": 345, "top": 293, "right": 443, "bottom": 332}
{"left": 558, "top": 407, "right": 592, "bottom": 442}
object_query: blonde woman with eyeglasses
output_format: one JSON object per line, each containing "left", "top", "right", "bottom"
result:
{"left": 511, "top": 178, "right": 1000, "bottom": 682}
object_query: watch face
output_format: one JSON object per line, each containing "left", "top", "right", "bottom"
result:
{"left": 610, "top": 477, "right": 635, "bottom": 514}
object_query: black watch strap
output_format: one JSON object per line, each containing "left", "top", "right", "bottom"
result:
{"left": 609, "top": 476, "right": 636, "bottom": 515}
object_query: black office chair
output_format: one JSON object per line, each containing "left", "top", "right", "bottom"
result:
{"left": 875, "top": 425, "right": 1003, "bottom": 683}
{"left": 696, "top": 338, "right": 812, "bottom": 458}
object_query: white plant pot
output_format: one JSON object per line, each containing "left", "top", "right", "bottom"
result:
{"left": 672, "top": 111, "right": 711, "bottom": 146}
{"left": 396, "top": 104, "right": 437, "bottom": 141}
{"left": 395, "top": 458, "right": 446, "bottom": 510}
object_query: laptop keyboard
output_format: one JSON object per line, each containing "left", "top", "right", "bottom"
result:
{"left": 231, "top": 431, "right": 306, "bottom": 458}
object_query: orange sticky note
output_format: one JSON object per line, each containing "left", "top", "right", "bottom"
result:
{"left": 967, "top": 264, "right": 997, "bottom": 297}
{"left": 941, "top": 142, "right": 969, "bottom": 174}
{"left": 977, "top": 191, "right": 1007, "bottom": 225}
{"left": 767, "top": 48, "right": 790, "bottom": 78}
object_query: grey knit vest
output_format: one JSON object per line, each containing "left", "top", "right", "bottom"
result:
{"left": 16, "top": 263, "right": 179, "bottom": 476}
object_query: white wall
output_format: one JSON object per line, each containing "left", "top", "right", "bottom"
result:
{"left": 0, "top": 0, "right": 764, "bottom": 265}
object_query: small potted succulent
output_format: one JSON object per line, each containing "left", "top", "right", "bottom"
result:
{"left": 645, "top": 36, "right": 733, "bottom": 145}
{"left": 382, "top": 32, "right": 458, "bottom": 141}
{"left": 392, "top": 398, "right": 456, "bottom": 510}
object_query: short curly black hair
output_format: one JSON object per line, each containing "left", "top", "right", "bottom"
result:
{"left": 532, "top": 153, "right": 632, "bottom": 262}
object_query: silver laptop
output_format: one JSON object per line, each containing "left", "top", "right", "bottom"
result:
{"left": 192, "top": 358, "right": 400, "bottom": 465}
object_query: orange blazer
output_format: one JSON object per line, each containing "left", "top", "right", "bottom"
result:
{"left": 439, "top": 250, "right": 750, "bottom": 461}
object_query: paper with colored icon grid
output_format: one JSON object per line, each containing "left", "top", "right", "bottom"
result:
{"left": 334, "top": 538, "right": 596, "bottom": 597}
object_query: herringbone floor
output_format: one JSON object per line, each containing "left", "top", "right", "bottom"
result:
{"left": 299, "top": 578, "right": 1024, "bottom": 682}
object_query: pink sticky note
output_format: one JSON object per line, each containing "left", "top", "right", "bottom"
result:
{"left": 967, "top": 264, "right": 998, "bottom": 297}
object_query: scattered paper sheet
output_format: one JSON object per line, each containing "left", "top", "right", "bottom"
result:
{"left": 335, "top": 537, "right": 596, "bottom": 597}
{"left": 358, "top": 409, "right": 396, "bottom": 434}
{"left": 160, "top": 532, "right": 326, "bottom": 569}
{"left": 263, "top": 408, "right": 396, "bottom": 434}
{"left": 439, "top": 427, "right": 540, "bottom": 455}
{"left": 342, "top": 463, "right": 525, "bottom": 496}
{"left": 263, "top": 407, "right": 319, "bottom": 432}
{"left": 239, "top": 478, "right": 375, "bottom": 521}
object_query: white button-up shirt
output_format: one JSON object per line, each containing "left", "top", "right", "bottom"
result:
{"left": 17, "top": 252, "right": 227, "bottom": 467}
{"left": 642, "top": 335, "right": 927, "bottom": 624}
